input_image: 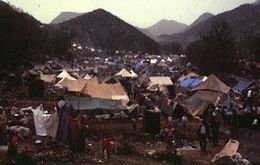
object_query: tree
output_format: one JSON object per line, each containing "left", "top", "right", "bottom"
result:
{"left": 239, "top": 34, "right": 260, "bottom": 62}
{"left": 161, "top": 42, "right": 182, "bottom": 55}
{"left": 187, "top": 19, "right": 237, "bottom": 75}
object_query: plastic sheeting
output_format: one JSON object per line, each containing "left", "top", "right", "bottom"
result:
{"left": 233, "top": 80, "right": 253, "bottom": 93}
{"left": 180, "top": 78, "right": 202, "bottom": 89}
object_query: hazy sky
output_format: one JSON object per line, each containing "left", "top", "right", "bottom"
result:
{"left": 2, "top": 0, "right": 255, "bottom": 27}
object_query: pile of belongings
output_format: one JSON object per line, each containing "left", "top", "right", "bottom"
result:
{"left": 212, "top": 139, "right": 250, "bottom": 165}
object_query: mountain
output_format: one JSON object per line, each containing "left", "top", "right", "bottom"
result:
{"left": 253, "top": 0, "right": 260, "bottom": 5}
{"left": 158, "top": 4, "right": 260, "bottom": 49}
{"left": 0, "top": 1, "right": 71, "bottom": 70}
{"left": 60, "top": 9, "right": 160, "bottom": 53}
{"left": 51, "top": 12, "right": 83, "bottom": 24}
{"left": 0, "top": 1, "right": 43, "bottom": 69}
{"left": 137, "top": 27, "right": 157, "bottom": 41}
{"left": 185, "top": 13, "right": 214, "bottom": 31}
{"left": 146, "top": 19, "right": 188, "bottom": 36}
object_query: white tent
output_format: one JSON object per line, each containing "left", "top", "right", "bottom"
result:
{"left": 130, "top": 69, "right": 138, "bottom": 78}
{"left": 149, "top": 76, "right": 173, "bottom": 86}
{"left": 83, "top": 74, "right": 92, "bottom": 80}
{"left": 115, "top": 68, "right": 133, "bottom": 78}
{"left": 57, "top": 70, "right": 76, "bottom": 80}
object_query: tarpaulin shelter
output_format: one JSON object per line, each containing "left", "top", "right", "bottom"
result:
{"left": 180, "top": 78, "right": 202, "bottom": 89}
{"left": 233, "top": 80, "right": 253, "bottom": 93}
{"left": 81, "top": 82, "right": 129, "bottom": 102}
{"left": 57, "top": 70, "right": 77, "bottom": 80}
{"left": 192, "top": 74, "right": 230, "bottom": 94}
{"left": 183, "top": 74, "right": 231, "bottom": 116}
{"left": 193, "top": 91, "right": 226, "bottom": 106}
{"left": 66, "top": 96, "right": 124, "bottom": 118}
{"left": 212, "top": 139, "right": 240, "bottom": 162}
{"left": 115, "top": 68, "right": 132, "bottom": 77}
{"left": 129, "top": 69, "right": 138, "bottom": 78}
{"left": 83, "top": 74, "right": 92, "bottom": 80}
{"left": 181, "top": 95, "right": 209, "bottom": 117}
{"left": 149, "top": 76, "right": 173, "bottom": 86}
{"left": 55, "top": 78, "right": 88, "bottom": 93}
{"left": 178, "top": 72, "right": 200, "bottom": 82}
{"left": 115, "top": 68, "right": 137, "bottom": 78}
{"left": 39, "top": 72, "right": 56, "bottom": 83}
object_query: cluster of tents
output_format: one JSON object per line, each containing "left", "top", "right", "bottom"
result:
{"left": 179, "top": 74, "right": 231, "bottom": 117}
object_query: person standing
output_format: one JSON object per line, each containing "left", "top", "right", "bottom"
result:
{"left": 210, "top": 114, "right": 220, "bottom": 146}
{"left": 55, "top": 97, "right": 70, "bottom": 145}
{"left": 0, "top": 106, "right": 7, "bottom": 144}
{"left": 198, "top": 120, "right": 209, "bottom": 153}
{"left": 101, "top": 133, "right": 111, "bottom": 159}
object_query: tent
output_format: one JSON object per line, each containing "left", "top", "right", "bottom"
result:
{"left": 115, "top": 68, "right": 133, "bottom": 77}
{"left": 66, "top": 96, "right": 124, "bottom": 118}
{"left": 130, "top": 69, "right": 138, "bottom": 78}
{"left": 39, "top": 72, "right": 56, "bottom": 83}
{"left": 212, "top": 139, "right": 240, "bottom": 162}
{"left": 55, "top": 78, "right": 87, "bottom": 92}
{"left": 192, "top": 74, "right": 230, "bottom": 94}
{"left": 178, "top": 72, "right": 200, "bottom": 82}
{"left": 149, "top": 76, "right": 173, "bottom": 86}
{"left": 81, "top": 82, "right": 129, "bottom": 102}
{"left": 233, "top": 80, "right": 253, "bottom": 93}
{"left": 180, "top": 78, "right": 202, "bottom": 89}
{"left": 194, "top": 90, "right": 225, "bottom": 106}
{"left": 57, "top": 70, "right": 76, "bottom": 80}
{"left": 83, "top": 74, "right": 92, "bottom": 80}
{"left": 181, "top": 95, "right": 209, "bottom": 116}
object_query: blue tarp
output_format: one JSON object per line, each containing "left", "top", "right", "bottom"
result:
{"left": 180, "top": 78, "right": 202, "bottom": 89}
{"left": 141, "top": 71, "right": 151, "bottom": 78}
{"left": 132, "top": 63, "right": 144, "bottom": 70}
{"left": 190, "top": 79, "right": 202, "bottom": 88}
{"left": 233, "top": 80, "right": 253, "bottom": 92}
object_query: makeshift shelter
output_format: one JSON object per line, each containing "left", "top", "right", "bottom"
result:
{"left": 180, "top": 78, "right": 202, "bottom": 89}
{"left": 39, "top": 72, "right": 56, "bottom": 83}
{"left": 81, "top": 82, "right": 129, "bottom": 102}
{"left": 129, "top": 69, "right": 138, "bottom": 78}
{"left": 192, "top": 74, "right": 230, "bottom": 94}
{"left": 66, "top": 96, "right": 124, "bottom": 118}
{"left": 193, "top": 91, "right": 226, "bottom": 106}
{"left": 212, "top": 139, "right": 240, "bottom": 162}
{"left": 149, "top": 76, "right": 173, "bottom": 86}
{"left": 180, "top": 95, "right": 210, "bottom": 117}
{"left": 102, "top": 76, "right": 120, "bottom": 84}
{"left": 178, "top": 72, "right": 200, "bottom": 82}
{"left": 233, "top": 79, "right": 253, "bottom": 93}
{"left": 55, "top": 78, "right": 87, "bottom": 93}
{"left": 57, "top": 70, "right": 76, "bottom": 80}
{"left": 83, "top": 74, "right": 92, "bottom": 80}
{"left": 115, "top": 68, "right": 133, "bottom": 77}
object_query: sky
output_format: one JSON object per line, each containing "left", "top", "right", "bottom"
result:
{"left": 2, "top": 0, "right": 256, "bottom": 28}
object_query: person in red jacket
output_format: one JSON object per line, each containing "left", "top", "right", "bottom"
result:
{"left": 101, "top": 133, "right": 111, "bottom": 159}
{"left": 7, "top": 131, "right": 18, "bottom": 158}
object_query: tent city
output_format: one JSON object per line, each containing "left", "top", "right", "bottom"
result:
{"left": 0, "top": 0, "right": 259, "bottom": 164}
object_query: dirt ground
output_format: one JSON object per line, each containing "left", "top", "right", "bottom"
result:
{"left": 0, "top": 90, "right": 259, "bottom": 164}
{"left": 0, "top": 115, "right": 227, "bottom": 165}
